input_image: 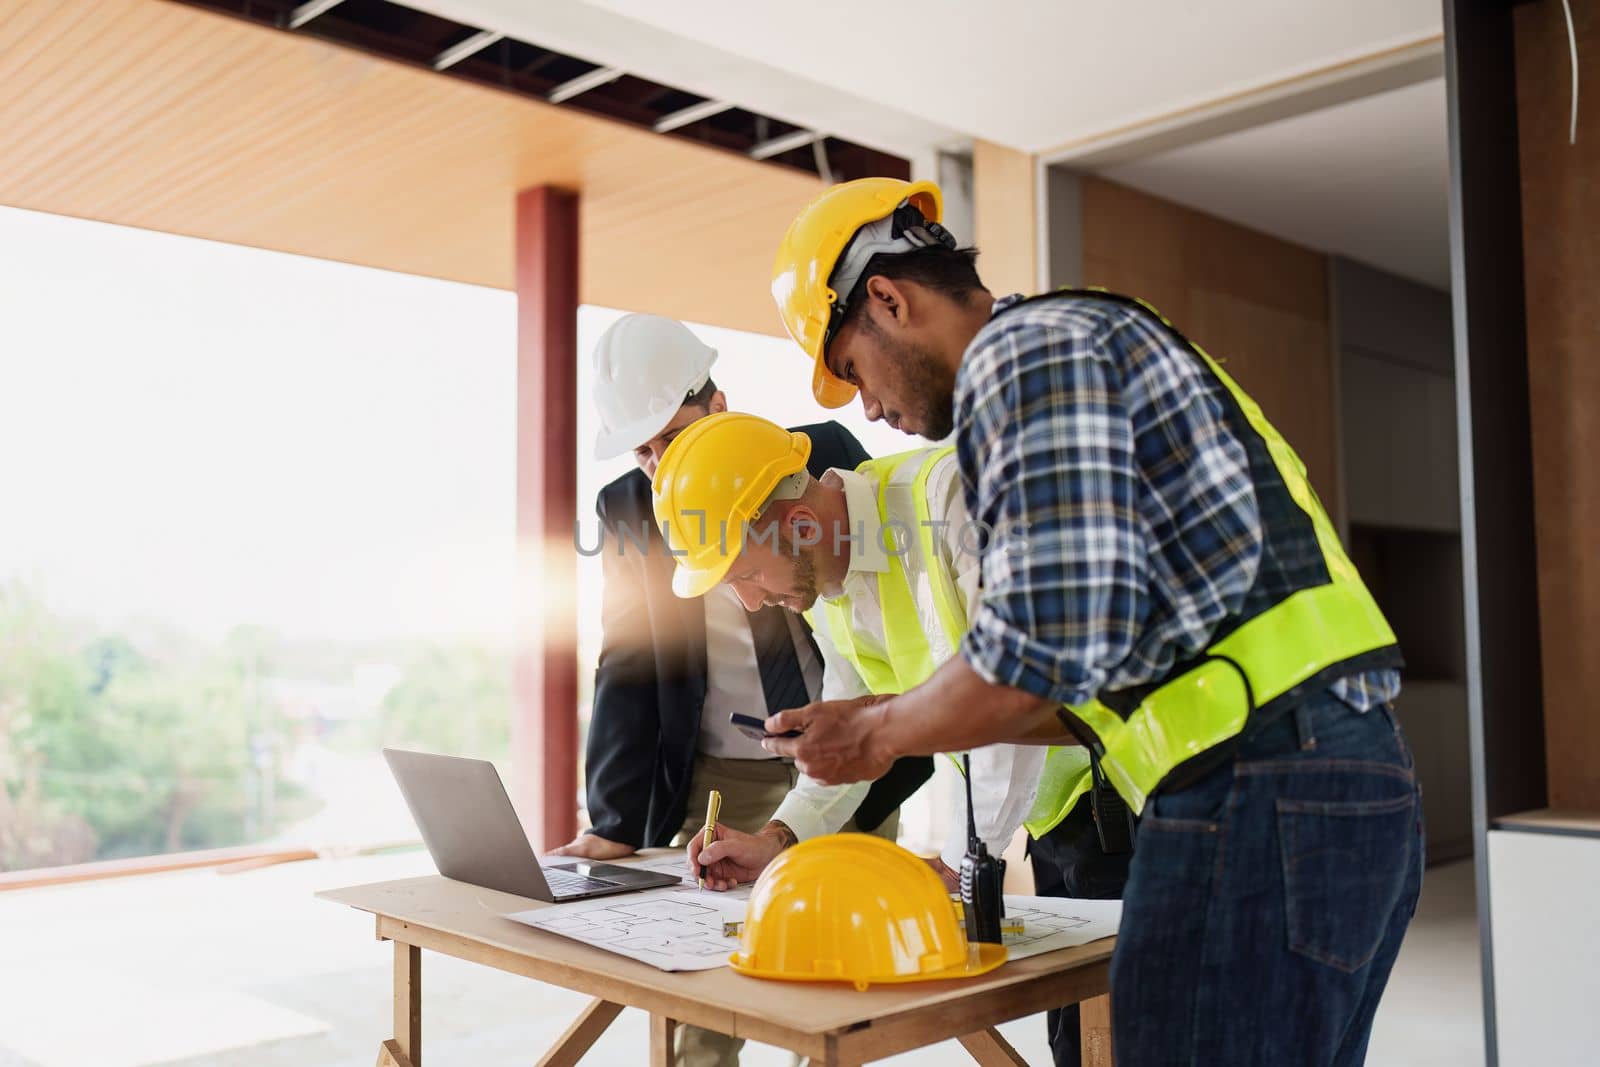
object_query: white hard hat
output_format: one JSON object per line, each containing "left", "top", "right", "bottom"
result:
{"left": 591, "top": 314, "right": 719, "bottom": 460}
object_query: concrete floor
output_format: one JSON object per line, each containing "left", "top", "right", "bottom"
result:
{"left": 1366, "top": 859, "right": 1486, "bottom": 1066}
{"left": 0, "top": 853, "right": 1484, "bottom": 1066}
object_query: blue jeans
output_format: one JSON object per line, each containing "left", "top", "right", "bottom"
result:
{"left": 1110, "top": 690, "right": 1425, "bottom": 1066}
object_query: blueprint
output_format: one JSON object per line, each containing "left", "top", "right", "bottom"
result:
{"left": 505, "top": 882, "right": 750, "bottom": 972}
{"left": 998, "top": 895, "right": 1121, "bottom": 961}
{"left": 506, "top": 877, "right": 1119, "bottom": 973}
{"left": 627, "top": 851, "right": 755, "bottom": 898}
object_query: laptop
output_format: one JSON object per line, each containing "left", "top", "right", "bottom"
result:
{"left": 383, "top": 748, "right": 681, "bottom": 901}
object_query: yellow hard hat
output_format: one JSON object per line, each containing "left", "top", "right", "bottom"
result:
{"left": 771, "top": 177, "right": 948, "bottom": 409}
{"left": 729, "top": 834, "right": 1007, "bottom": 991}
{"left": 651, "top": 411, "right": 811, "bottom": 599}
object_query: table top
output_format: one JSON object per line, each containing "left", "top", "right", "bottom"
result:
{"left": 1493, "top": 807, "right": 1600, "bottom": 837}
{"left": 317, "top": 852, "right": 1115, "bottom": 1044}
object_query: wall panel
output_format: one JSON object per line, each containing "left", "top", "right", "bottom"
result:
{"left": 1516, "top": 0, "right": 1600, "bottom": 810}
{"left": 973, "top": 140, "right": 1039, "bottom": 298}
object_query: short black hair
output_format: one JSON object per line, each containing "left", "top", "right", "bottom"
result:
{"left": 839, "top": 245, "right": 986, "bottom": 334}
{"left": 685, "top": 377, "right": 719, "bottom": 408}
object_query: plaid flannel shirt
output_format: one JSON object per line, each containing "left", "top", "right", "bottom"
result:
{"left": 955, "top": 293, "right": 1400, "bottom": 713}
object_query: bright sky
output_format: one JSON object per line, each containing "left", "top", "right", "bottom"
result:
{"left": 0, "top": 205, "right": 909, "bottom": 647}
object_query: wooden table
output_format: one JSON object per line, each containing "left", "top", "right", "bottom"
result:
{"left": 319, "top": 857, "right": 1115, "bottom": 1067}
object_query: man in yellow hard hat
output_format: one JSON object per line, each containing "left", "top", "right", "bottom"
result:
{"left": 650, "top": 411, "right": 1053, "bottom": 895}
{"left": 552, "top": 313, "right": 929, "bottom": 1067}
{"left": 756, "top": 178, "right": 1422, "bottom": 1067}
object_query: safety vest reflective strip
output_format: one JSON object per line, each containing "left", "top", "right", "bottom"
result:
{"left": 1029, "top": 290, "right": 1399, "bottom": 815}
{"left": 803, "top": 447, "right": 1092, "bottom": 830}
{"left": 807, "top": 449, "right": 957, "bottom": 774}
{"left": 804, "top": 453, "right": 913, "bottom": 697}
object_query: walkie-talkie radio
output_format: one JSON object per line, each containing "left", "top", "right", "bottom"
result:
{"left": 959, "top": 753, "right": 1006, "bottom": 944}
{"left": 1089, "top": 751, "right": 1137, "bottom": 855}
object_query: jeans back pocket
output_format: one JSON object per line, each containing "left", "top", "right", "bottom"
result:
{"left": 1277, "top": 791, "right": 1418, "bottom": 973}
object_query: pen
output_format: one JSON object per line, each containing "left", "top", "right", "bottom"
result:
{"left": 698, "top": 789, "right": 722, "bottom": 889}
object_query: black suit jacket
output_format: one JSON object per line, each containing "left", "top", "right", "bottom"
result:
{"left": 584, "top": 420, "right": 933, "bottom": 847}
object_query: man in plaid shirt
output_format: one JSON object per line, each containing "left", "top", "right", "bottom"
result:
{"left": 763, "top": 182, "right": 1421, "bottom": 1067}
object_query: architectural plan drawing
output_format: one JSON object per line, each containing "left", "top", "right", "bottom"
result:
{"left": 506, "top": 872, "right": 1119, "bottom": 973}
{"left": 505, "top": 884, "right": 749, "bottom": 971}
{"left": 627, "top": 851, "right": 754, "bottom": 899}
{"left": 999, "top": 895, "right": 1122, "bottom": 961}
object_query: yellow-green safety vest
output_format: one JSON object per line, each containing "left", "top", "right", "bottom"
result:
{"left": 991, "top": 289, "right": 1401, "bottom": 816}
{"left": 803, "top": 448, "right": 1093, "bottom": 837}
{"left": 810, "top": 288, "right": 1399, "bottom": 826}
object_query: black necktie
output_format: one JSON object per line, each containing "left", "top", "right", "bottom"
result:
{"left": 749, "top": 606, "right": 814, "bottom": 715}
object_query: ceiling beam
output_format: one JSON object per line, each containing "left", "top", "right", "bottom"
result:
{"left": 432, "top": 29, "right": 504, "bottom": 71}
{"left": 286, "top": 0, "right": 346, "bottom": 31}
{"left": 547, "top": 66, "right": 624, "bottom": 105}
{"left": 811, "top": 138, "right": 834, "bottom": 184}
{"left": 399, "top": 0, "right": 958, "bottom": 159}
{"left": 750, "top": 128, "right": 822, "bottom": 161}
{"left": 653, "top": 99, "right": 733, "bottom": 134}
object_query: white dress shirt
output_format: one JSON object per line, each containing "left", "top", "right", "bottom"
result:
{"left": 697, "top": 585, "right": 823, "bottom": 760}
{"left": 772, "top": 455, "right": 1045, "bottom": 865}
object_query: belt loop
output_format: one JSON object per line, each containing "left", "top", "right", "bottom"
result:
{"left": 1294, "top": 701, "right": 1317, "bottom": 751}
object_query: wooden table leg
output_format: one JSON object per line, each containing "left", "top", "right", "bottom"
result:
{"left": 378, "top": 942, "right": 421, "bottom": 1067}
{"left": 819, "top": 1033, "right": 853, "bottom": 1066}
{"left": 957, "top": 1026, "right": 1029, "bottom": 1065}
{"left": 536, "top": 998, "right": 625, "bottom": 1067}
{"left": 1080, "top": 993, "right": 1114, "bottom": 1067}
{"left": 649, "top": 1014, "right": 677, "bottom": 1066}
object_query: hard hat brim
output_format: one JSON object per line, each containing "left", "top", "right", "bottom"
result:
{"left": 593, "top": 403, "right": 684, "bottom": 461}
{"left": 671, "top": 553, "right": 738, "bottom": 600}
{"left": 811, "top": 355, "right": 858, "bottom": 410}
{"left": 728, "top": 941, "right": 1007, "bottom": 990}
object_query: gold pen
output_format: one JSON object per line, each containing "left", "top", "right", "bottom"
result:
{"left": 698, "top": 789, "right": 722, "bottom": 889}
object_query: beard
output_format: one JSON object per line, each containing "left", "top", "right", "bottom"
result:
{"left": 882, "top": 334, "right": 957, "bottom": 440}
{"left": 790, "top": 550, "right": 818, "bottom": 606}
{"left": 767, "top": 537, "right": 820, "bottom": 611}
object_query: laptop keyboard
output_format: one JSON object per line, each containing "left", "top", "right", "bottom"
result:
{"left": 543, "top": 866, "right": 618, "bottom": 896}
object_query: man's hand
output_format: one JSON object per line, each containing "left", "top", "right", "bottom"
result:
{"left": 762, "top": 694, "right": 897, "bottom": 784}
{"left": 548, "top": 833, "right": 635, "bottom": 860}
{"left": 927, "top": 855, "right": 961, "bottom": 893}
{"left": 688, "top": 821, "right": 791, "bottom": 892}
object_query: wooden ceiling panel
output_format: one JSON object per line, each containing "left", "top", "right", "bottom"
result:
{"left": 0, "top": 0, "right": 822, "bottom": 335}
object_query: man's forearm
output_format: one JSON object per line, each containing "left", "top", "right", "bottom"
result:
{"left": 1006, "top": 710, "right": 1084, "bottom": 745}
{"left": 761, "top": 664, "right": 1081, "bottom": 787}
{"left": 873, "top": 654, "right": 1070, "bottom": 759}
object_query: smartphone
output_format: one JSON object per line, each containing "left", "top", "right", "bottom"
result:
{"left": 729, "top": 712, "right": 803, "bottom": 742}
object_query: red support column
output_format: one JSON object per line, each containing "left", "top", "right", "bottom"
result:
{"left": 513, "top": 185, "right": 579, "bottom": 852}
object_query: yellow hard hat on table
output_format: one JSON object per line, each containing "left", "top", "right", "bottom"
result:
{"left": 730, "top": 834, "right": 1006, "bottom": 991}
{"left": 770, "top": 177, "right": 950, "bottom": 409}
{"left": 651, "top": 411, "right": 812, "bottom": 599}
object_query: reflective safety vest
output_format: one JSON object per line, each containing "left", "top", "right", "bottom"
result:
{"left": 996, "top": 289, "right": 1403, "bottom": 816}
{"left": 803, "top": 448, "right": 1092, "bottom": 837}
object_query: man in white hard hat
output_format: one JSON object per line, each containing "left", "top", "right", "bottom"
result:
{"left": 551, "top": 314, "right": 932, "bottom": 1067}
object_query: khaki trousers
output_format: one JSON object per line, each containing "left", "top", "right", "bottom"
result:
{"left": 669, "top": 753, "right": 899, "bottom": 1067}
